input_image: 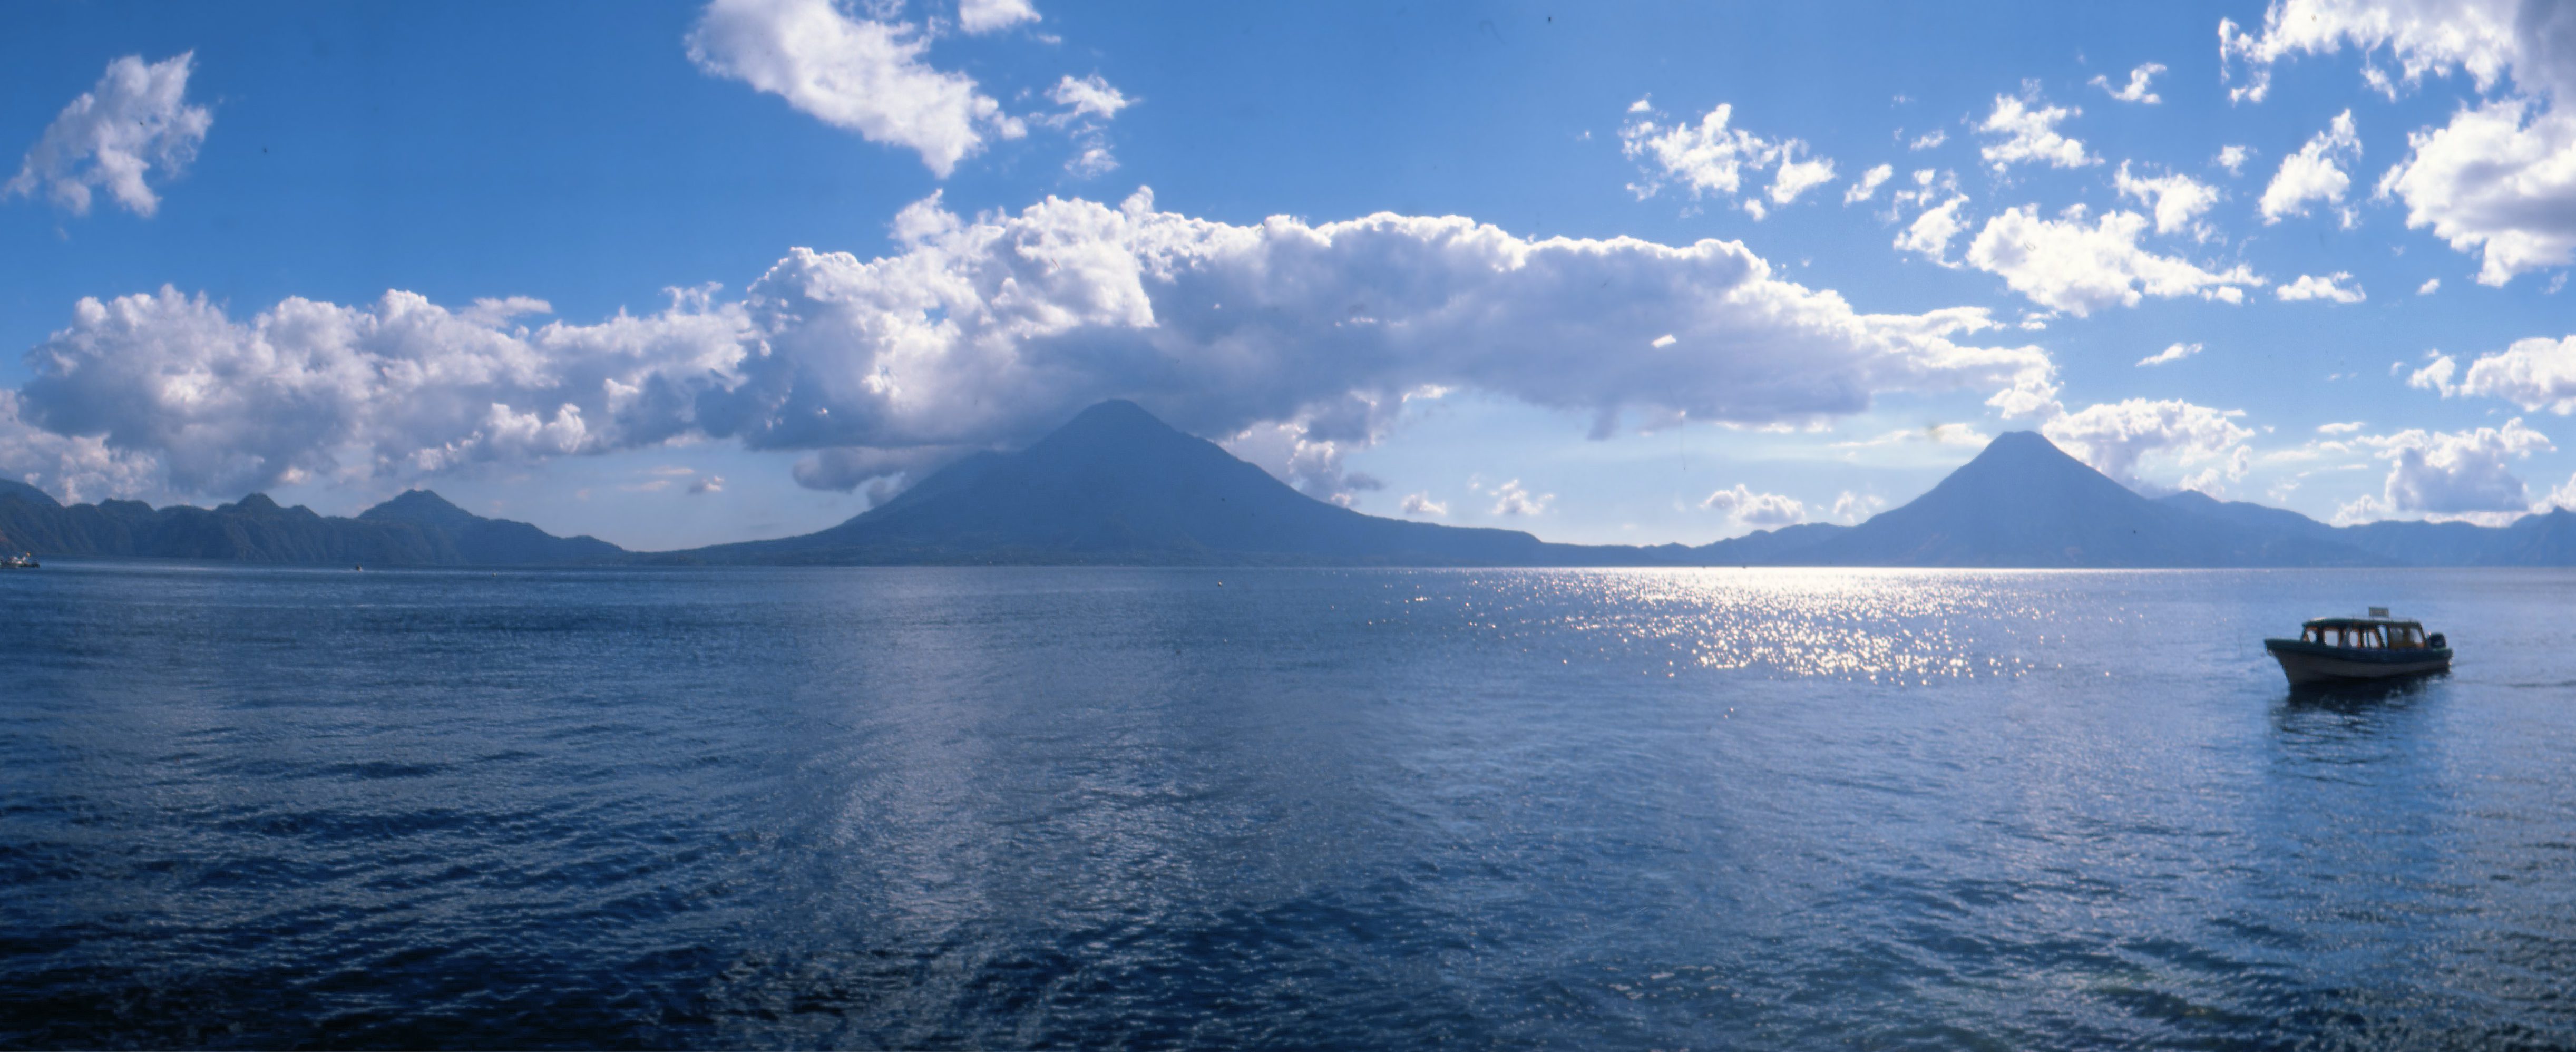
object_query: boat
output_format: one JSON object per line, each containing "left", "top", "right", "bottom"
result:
{"left": 0, "top": 552, "right": 36, "bottom": 569}
{"left": 2263, "top": 607, "right": 2450, "bottom": 685}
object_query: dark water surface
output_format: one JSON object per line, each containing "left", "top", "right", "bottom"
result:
{"left": 5, "top": 563, "right": 2575, "bottom": 1049}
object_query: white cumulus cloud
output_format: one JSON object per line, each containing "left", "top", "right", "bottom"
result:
{"left": 2040, "top": 398, "right": 2256, "bottom": 490}
{"left": 1623, "top": 101, "right": 1836, "bottom": 216}
{"left": 12, "top": 286, "right": 755, "bottom": 497}
{"left": 957, "top": 0, "right": 1038, "bottom": 34}
{"left": 6, "top": 53, "right": 212, "bottom": 218}
{"left": 1845, "top": 163, "right": 1894, "bottom": 204}
{"left": 1622, "top": 102, "right": 1769, "bottom": 198}
{"left": 2220, "top": 0, "right": 2576, "bottom": 284}
{"left": 1977, "top": 90, "right": 2097, "bottom": 173}
{"left": 2363, "top": 417, "right": 2553, "bottom": 515}
{"left": 2413, "top": 333, "right": 2576, "bottom": 413}
{"left": 0, "top": 390, "right": 162, "bottom": 503}
{"left": 1040, "top": 74, "right": 1131, "bottom": 177}
{"left": 1963, "top": 205, "right": 2263, "bottom": 315}
{"left": 2114, "top": 162, "right": 2222, "bottom": 236}
{"left": 1895, "top": 194, "right": 1971, "bottom": 265}
{"left": 686, "top": 0, "right": 1023, "bottom": 177}
{"left": 2216, "top": 144, "right": 2252, "bottom": 173}
{"left": 2260, "top": 109, "right": 2361, "bottom": 224}
{"left": 2379, "top": 98, "right": 2576, "bottom": 284}
{"left": 1700, "top": 483, "right": 1807, "bottom": 527}
{"left": 1766, "top": 147, "right": 1838, "bottom": 208}
{"left": 1046, "top": 74, "right": 1129, "bottom": 122}
{"left": 1400, "top": 491, "right": 1447, "bottom": 517}
{"left": 1488, "top": 478, "right": 1553, "bottom": 517}
{"left": 2276, "top": 271, "right": 2368, "bottom": 302}
{"left": 2219, "top": 0, "right": 2519, "bottom": 104}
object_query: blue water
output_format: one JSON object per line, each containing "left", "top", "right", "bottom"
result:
{"left": 4, "top": 563, "right": 2574, "bottom": 1048}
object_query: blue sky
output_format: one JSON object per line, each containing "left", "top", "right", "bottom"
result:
{"left": 9, "top": 0, "right": 2576, "bottom": 549}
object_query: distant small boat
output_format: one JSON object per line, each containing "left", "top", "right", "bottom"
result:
{"left": 2263, "top": 607, "right": 2450, "bottom": 685}
{"left": 1, "top": 552, "right": 37, "bottom": 569}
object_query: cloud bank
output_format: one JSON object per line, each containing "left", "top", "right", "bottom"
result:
{"left": 3, "top": 190, "right": 2052, "bottom": 504}
{"left": 2335, "top": 417, "right": 2554, "bottom": 520}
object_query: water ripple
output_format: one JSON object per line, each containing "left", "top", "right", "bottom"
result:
{"left": 2, "top": 563, "right": 2574, "bottom": 1047}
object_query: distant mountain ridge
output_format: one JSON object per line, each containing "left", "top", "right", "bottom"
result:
{"left": 662, "top": 400, "right": 2576, "bottom": 568}
{"left": 11, "top": 400, "right": 2576, "bottom": 568}
{"left": 1691, "top": 431, "right": 2380, "bottom": 567}
{"left": 1687, "top": 436, "right": 2576, "bottom": 568}
{"left": 0, "top": 486, "right": 620, "bottom": 566}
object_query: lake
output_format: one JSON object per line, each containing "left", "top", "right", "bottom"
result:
{"left": 4, "top": 562, "right": 2573, "bottom": 1048}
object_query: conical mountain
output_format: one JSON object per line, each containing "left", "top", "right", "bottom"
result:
{"left": 676, "top": 400, "right": 1655, "bottom": 565}
{"left": 1775, "top": 431, "right": 2378, "bottom": 567}
{"left": 359, "top": 489, "right": 485, "bottom": 532}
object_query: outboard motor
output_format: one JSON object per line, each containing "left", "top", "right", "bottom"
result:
{"left": 2427, "top": 632, "right": 2447, "bottom": 650}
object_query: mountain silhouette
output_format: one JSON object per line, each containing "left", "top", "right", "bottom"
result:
{"left": 1721, "top": 431, "right": 2379, "bottom": 567}
{"left": 0, "top": 484, "right": 619, "bottom": 566}
{"left": 674, "top": 400, "right": 1665, "bottom": 565}
{"left": 663, "top": 406, "right": 2576, "bottom": 567}
{"left": 12, "top": 403, "right": 2576, "bottom": 568}
{"left": 359, "top": 490, "right": 623, "bottom": 563}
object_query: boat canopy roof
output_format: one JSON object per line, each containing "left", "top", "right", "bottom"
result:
{"left": 2300, "top": 616, "right": 2423, "bottom": 629}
